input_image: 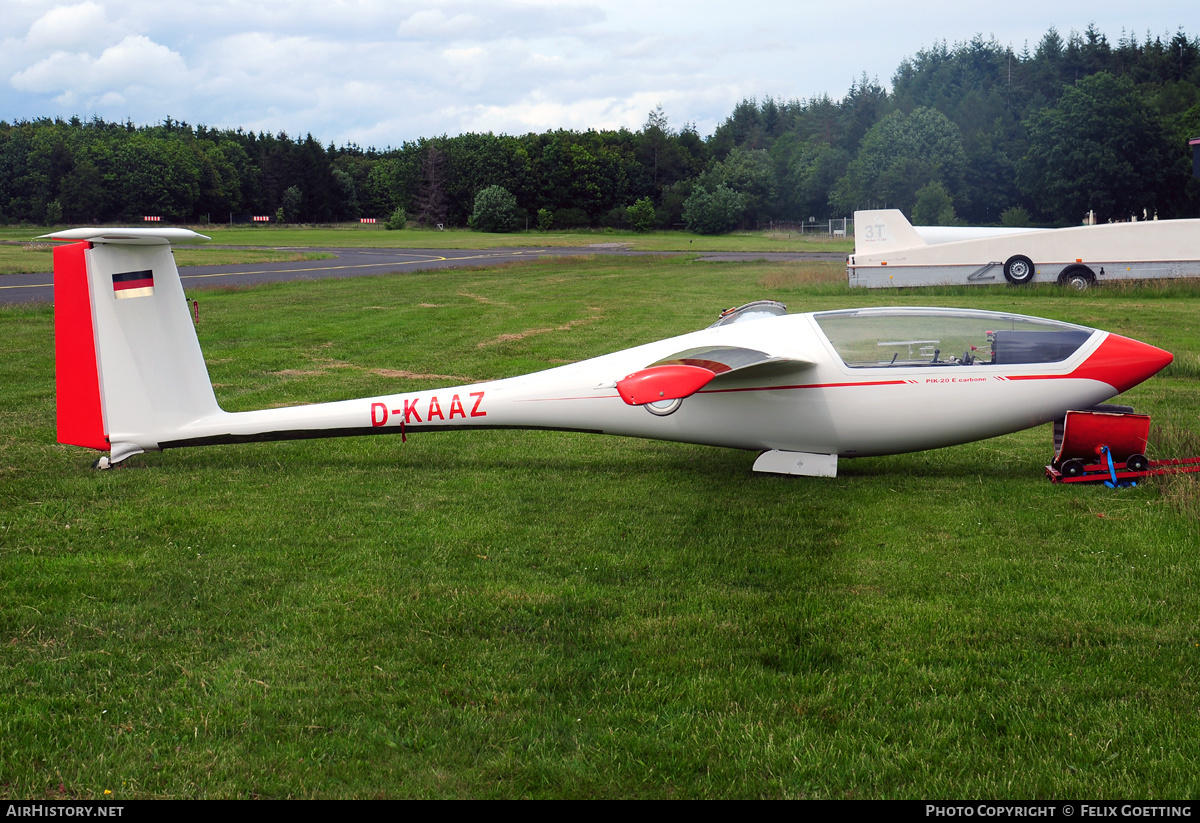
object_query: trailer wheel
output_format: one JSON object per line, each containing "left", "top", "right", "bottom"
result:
{"left": 1058, "top": 264, "right": 1095, "bottom": 291}
{"left": 1126, "top": 453, "right": 1149, "bottom": 472}
{"left": 1061, "top": 459, "right": 1086, "bottom": 478}
{"left": 1003, "top": 254, "right": 1036, "bottom": 285}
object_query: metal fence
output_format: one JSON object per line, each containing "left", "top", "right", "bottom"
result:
{"left": 764, "top": 218, "right": 852, "bottom": 237}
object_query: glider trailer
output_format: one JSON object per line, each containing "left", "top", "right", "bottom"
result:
{"left": 848, "top": 209, "right": 1200, "bottom": 290}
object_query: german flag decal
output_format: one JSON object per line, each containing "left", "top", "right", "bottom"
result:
{"left": 112, "top": 269, "right": 154, "bottom": 298}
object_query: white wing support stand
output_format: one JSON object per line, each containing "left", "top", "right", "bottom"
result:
{"left": 752, "top": 450, "right": 838, "bottom": 477}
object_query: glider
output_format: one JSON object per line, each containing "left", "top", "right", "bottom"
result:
{"left": 47, "top": 228, "right": 1173, "bottom": 477}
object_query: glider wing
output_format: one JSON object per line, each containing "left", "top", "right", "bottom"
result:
{"left": 616, "top": 346, "right": 815, "bottom": 406}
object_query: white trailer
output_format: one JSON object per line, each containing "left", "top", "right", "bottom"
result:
{"left": 847, "top": 209, "right": 1200, "bottom": 289}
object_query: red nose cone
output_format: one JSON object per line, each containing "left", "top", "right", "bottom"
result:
{"left": 1071, "top": 333, "right": 1173, "bottom": 394}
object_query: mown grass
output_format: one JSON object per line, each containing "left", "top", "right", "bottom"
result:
{"left": 0, "top": 242, "right": 334, "bottom": 275}
{"left": 2, "top": 255, "right": 1198, "bottom": 799}
{"left": 0, "top": 224, "right": 853, "bottom": 254}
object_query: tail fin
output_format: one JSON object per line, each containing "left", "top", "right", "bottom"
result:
{"left": 46, "top": 228, "right": 218, "bottom": 464}
{"left": 853, "top": 209, "right": 927, "bottom": 255}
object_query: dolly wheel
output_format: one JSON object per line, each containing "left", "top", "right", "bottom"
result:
{"left": 1061, "top": 459, "right": 1086, "bottom": 478}
{"left": 1126, "top": 454, "right": 1149, "bottom": 472}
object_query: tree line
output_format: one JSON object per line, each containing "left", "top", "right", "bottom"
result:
{"left": 3, "top": 24, "right": 1199, "bottom": 232}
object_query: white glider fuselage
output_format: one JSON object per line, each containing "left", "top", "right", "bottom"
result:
{"left": 49, "top": 229, "right": 1173, "bottom": 475}
{"left": 168, "top": 315, "right": 1124, "bottom": 457}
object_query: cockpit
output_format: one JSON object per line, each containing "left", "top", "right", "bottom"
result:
{"left": 812, "top": 308, "right": 1094, "bottom": 368}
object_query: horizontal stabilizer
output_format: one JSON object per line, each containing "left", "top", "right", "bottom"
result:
{"left": 39, "top": 228, "right": 210, "bottom": 246}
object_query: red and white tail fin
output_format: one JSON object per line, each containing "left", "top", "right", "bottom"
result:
{"left": 47, "top": 228, "right": 217, "bottom": 466}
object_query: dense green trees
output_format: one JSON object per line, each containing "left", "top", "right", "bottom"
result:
{"left": 911, "top": 181, "right": 959, "bottom": 225}
{"left": 683, "top": 185, "right": 745, "bottom": 234}
{"left": 696, "top": 147, "right": 777, "bottom": 226}
{"left": 831, "top": 107, "right": 965, "bottom": 215}
{"left": 1018, "top": 72, "right": 1179, "bottom": 222}
{"left": 3, "top": 24, "right": 1199, "bottom": 230}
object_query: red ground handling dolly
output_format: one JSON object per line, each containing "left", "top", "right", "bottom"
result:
{"left": 1046, "top": 407, "right": 1200, "bottom": 485}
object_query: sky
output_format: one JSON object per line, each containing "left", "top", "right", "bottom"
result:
{"left": 1, "top": 0, "right": 1195, "bottom": 148}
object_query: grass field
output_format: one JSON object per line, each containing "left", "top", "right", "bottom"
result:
{"left": 0, "top": 242, "right": 334, "bottom": 275}
{"left": 2, "top": 255, "right": 1198, "bottom": 799}
{"left": 0, "top": 223, "right": 854, "bottom": 255}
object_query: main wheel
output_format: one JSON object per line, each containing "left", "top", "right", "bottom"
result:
{"left": 1003, "top": 254, "right": 1036, "bottom": 285}
{"left": 1058, "top": 264, "right": 1095, "bottom": 291}
{"left": 1126, "top": 453, "right": 1149, "bottom": 472}
{"left": 645, "top": 396, "right": 683, "bottom": 416}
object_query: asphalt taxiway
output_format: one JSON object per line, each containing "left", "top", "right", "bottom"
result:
{"left": 0, "top": 246, "right": 844, "bottom": 304}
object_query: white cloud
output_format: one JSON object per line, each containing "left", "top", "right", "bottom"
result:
{"left": 397, "top": 9, "right": 482, "bottom": 39}
{"left": 12, "top": 34, "right": 189, "bottom": 94}
{"left": 94, "top": 35, "right": 189, "bottom": 87}
{"left": 0, "top": 0, "right": 1196, "bottom": 143}
{"left": 10, "top": 51, "right": 93, "bottom": 92}
{"left": 23, "top": 2, "right": 114, "bottom": 51}
{"left": 443, "top": 46, "right": 485, "bottom": 61}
